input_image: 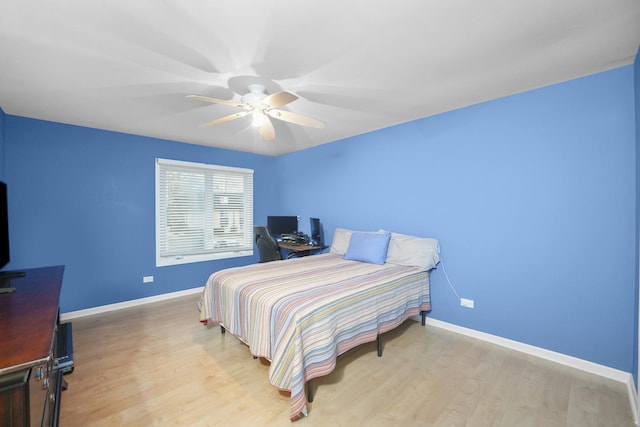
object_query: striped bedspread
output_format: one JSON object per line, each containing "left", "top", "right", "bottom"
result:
{"left": 198, "top": 253, "right": 431, "bottom": 420}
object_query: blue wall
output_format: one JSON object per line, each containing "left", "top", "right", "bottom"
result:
{"left": 0, "top": 65, "right": 637, "bottom": 376}
{"left": 3, "top": 118, "right": 278, "bottom": 312}
{"left": 634, "top": 46, "right": 640, "bottom": 387}
{"left": 278, "top": 66, "right": 637, "bottom": 373}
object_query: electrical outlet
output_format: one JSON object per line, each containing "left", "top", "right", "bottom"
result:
{"left": 143, "top": 276, "right": 154, "bottom": 283}
{"left": 460, "top": 298, "right": 474, "bottom": 308}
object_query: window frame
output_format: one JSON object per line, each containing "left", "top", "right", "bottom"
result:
{"left": 155, "top": 158, "right": 254, "bottom": 267}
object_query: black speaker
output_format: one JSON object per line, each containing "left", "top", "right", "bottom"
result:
{"left": 310, "top": 217, "right": 322, "bottom": 245}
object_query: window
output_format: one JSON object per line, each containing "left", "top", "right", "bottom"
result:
{"left": 156, "top": 158, "right": 253, "bottom": 266}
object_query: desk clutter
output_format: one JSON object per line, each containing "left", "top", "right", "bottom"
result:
{"left": 281, "top": 232, "right": 310, "bottom": 245}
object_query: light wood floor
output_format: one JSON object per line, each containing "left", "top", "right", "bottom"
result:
{"left": 59, "top": 294, "right": 635, "bottom": 426}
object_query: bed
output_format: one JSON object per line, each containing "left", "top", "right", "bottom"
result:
{"left": 198, "top": 228, "right": 440, "bottom": 420}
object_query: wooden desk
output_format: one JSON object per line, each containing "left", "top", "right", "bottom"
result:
{"left": 278, "top": 242, "right": 327, "bottom": 258}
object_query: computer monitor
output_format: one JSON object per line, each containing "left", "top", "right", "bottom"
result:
{"left": 310, "top": 217, "right": 322, "bottom": 245}
{"left": 267, "top": 216, "right": 298, "bottom": 237}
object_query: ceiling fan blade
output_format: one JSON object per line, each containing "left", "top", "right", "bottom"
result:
{"left": 262, "top": 91, "right": 298, "bottom": 108}
{"left": 258, "top": 117, "right": 276, "bottom": 141}
{"left": 199, "top": 111, "right": 249, "bottom": 128}
{"left": 187, "top": 95, "right": 244, "bottom": 109}
{"left": 266, "top": 109, "right": 324, "bottom": 129}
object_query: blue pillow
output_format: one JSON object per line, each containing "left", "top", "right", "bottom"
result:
{"left": 343, "top": 231, "right": 391, "bottom": 264}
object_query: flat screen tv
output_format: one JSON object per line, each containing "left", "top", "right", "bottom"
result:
{"left": 0, "top": 181, "right": 9, "bottom": 270}
{"left": 267, "top": 215, "right": 298, "bottom": 237}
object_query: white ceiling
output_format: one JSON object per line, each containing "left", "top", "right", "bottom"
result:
{"left": 1, "top": 1, "right": 639, "bottom": 156}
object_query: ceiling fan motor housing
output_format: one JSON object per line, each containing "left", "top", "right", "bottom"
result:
{"left": 242, "top": 84, "right": 268, "bottom": 105}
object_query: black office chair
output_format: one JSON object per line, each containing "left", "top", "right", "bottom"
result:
{"left": 254, "top": 226, "right": 283, "bottom": 263}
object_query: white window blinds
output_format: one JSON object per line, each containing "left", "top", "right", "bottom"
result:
{"left": 156, "top": 158, "right": 253, "bottom": 266}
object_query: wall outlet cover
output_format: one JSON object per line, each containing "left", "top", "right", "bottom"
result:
{"left": 460, "top": 298, "right": 474, "bottom": 308}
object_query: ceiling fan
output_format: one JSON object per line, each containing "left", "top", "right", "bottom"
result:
{"left": 187, "top": 84, "right": 324, "bottom": 141}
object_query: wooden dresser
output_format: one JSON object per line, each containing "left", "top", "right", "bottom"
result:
{"left": 0, "top": 266, "right": 65, "bottom": 427}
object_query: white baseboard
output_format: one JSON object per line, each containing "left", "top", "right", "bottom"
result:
{"left": 419, "top": 317, "right": 639, "bottom": 425}
{"left": 625, "top": 375, "right": 639, "bottom": 426}
{"left": 59, "top": 286, "right": 204, "bottom": 321}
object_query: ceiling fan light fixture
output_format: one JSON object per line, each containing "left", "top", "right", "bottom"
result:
{"left": 251, "top": 110, "right": 267, "bottom": 128}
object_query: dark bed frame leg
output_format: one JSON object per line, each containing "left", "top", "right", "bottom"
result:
{"left": 307, "top": 380, "right": 314, "bottom": 402}
{"left": 220, "top": 325, "right": 259, "bottom": 360}
{"left": 375, "top": 312, "right": 425, "bottom": 359}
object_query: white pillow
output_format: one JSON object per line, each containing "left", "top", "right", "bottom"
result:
{"left": 329, "top": 228, "right": 353, "bottom": 255}
{"left": 329, "top": 228, "right": 386, "bottom": 255}
{"left": 385, "top": 232, "right": 440, "bottom": 271}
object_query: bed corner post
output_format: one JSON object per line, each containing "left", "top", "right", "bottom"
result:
{"left": 421, "top": 311, "right": 426, "bottom": 326}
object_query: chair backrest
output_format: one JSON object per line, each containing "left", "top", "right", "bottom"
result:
{"left": 254, "top": 226, "right": 283, "bottom": 263}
